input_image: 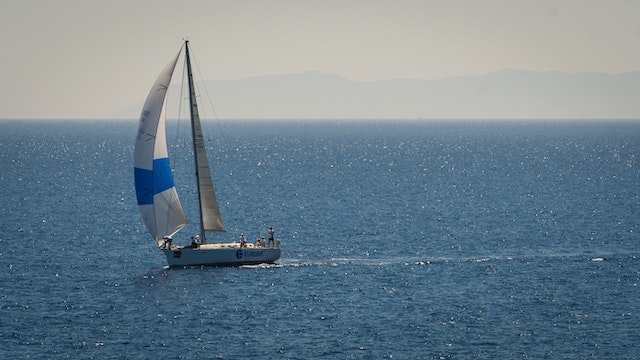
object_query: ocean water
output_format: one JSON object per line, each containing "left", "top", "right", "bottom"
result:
{"left": 1, "top": 119, "right": 639, "bottom": 359}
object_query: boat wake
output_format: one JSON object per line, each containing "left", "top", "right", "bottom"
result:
{"left": 240, "top": 263, "right": 283, "bottom": 269}
{"left": 277, "top": 257, "right": 431, "bottom": 268}
{"left": 273, "top": 252, "right": 638, "bottom": 269}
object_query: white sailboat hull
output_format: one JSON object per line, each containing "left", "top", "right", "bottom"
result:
{"left": 163, "top": 243, "right": 281, "bottom": 267}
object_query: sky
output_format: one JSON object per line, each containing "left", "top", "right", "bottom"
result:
{"left": 1, "top": 0, "right": 639, "bottom": 119}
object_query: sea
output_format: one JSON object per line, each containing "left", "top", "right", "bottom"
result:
{"left": 1, "top": 119, "right": 639, "bottom": 359}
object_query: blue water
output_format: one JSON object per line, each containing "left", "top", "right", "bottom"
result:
{"left": 1, "top": 119, "right": 639, "bottom": 359}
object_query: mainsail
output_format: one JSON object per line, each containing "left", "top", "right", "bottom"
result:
{"left": 185, "top": 41, "right": 226, "bottom": 241}
{"left": 134, "top": 50, "right": 188, "bottom": 247}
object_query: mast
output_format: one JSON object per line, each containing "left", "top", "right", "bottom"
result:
{"left": 184, "top": 40, "right": 226, "bottom": 244}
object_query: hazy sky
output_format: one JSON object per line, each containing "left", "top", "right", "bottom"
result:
{"left": 1, "top": 0, "right": 639, "bottom": 119}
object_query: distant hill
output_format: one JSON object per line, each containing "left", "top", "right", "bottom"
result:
{"left": 115, "top": 69, "right": 640, "bottom": 120}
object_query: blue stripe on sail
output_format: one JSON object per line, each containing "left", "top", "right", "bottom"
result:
{"left": 134, "top": 167, "right": 153, "bottom": 205}
{"left": 152, "top": 158, "right": 175, "bottom": 195}
{"left": 134, "top": 158, "right": 176, "bottom": 205}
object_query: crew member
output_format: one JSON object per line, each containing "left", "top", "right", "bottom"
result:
{"left": 268, "top": 226, "right": 275, "bottom": 247}
{"left": 191, "top": 234, "right": 200, "bottom": 248}
{"left": 162, "top": 235, "right": 173, "bottom": 249}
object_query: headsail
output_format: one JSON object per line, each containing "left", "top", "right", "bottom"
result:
{"left": 134, "top": 49, "right": 188, "bottom": 247}
{"left": 185, "top": 41, "right": 226, "bottom": 240}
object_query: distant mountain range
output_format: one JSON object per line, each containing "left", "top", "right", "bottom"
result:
{"left": 115, "top": 69, "right": 640, "bottom": 120}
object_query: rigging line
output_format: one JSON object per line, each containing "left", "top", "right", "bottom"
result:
{"left": 168, "top": 44, "right": 188, "bottom": 158}
{"left": 168, "top": 49, "right": 194, "bottom": 217}
{"left": 186, "top": 42, "right": 243, "bottom": 201}
{"left": 174, "top": 51, "right": 187, "bottom": 148}
{"left": 187, "top": 43, "right": 228, "bottom": 144}
{"left": 186, "top": 43, "right": 220, "bottom": 120}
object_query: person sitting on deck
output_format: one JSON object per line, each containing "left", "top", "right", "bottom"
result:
{"left": 162, "top": 235, "right": 173, "bottom": 249}
{"left": 190, "top": 234, "right": 200, "bottom": 248}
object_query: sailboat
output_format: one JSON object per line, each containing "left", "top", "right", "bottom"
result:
{"left": 133, "top": 40, "right": 281, "bottom": 267}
